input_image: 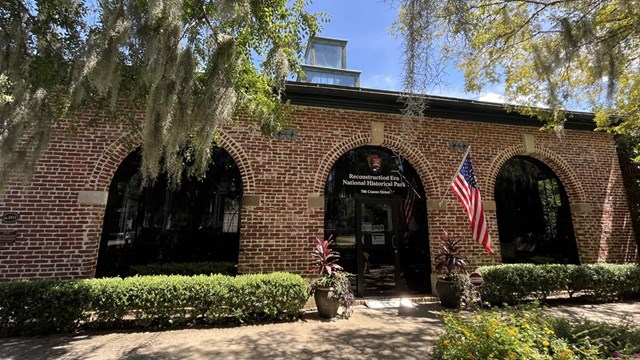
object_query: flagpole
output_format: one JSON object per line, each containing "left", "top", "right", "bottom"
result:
{"left": 439, "top": 145, "right": 472, "bottom": 207}
{"left": 393, "top": 170, "right": 421, "bottom": 199}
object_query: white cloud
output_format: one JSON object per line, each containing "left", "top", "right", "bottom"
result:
{"left": 478, "top": 91, "right": 569, "bottom": 110}
{"left": 477, "top": 92, "right": 506, "bottom": 104}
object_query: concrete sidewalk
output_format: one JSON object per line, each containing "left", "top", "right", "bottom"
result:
{"left": 1, "top": 301, "right": 638, "bottom": 360}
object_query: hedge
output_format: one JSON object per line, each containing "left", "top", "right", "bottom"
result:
{"left": 476, "top": 263, "right": 640, "bottom": 304}
{"left": 0, "top": 272, "right": 307, "bottom": 336}
{"left": 129, "top": 261, "right": 238, "bottom": 276}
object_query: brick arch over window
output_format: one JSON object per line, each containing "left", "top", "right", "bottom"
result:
{"left": 312, "top": 134, "right": 440, "bottom": 198}
{"left": 89, "top": 129, "right": 255, "bottom": 193}
{"left": 89, "top": 131, "right": 143, "bottom": 191}
{"left": 217, "top": 131, "right": 256, "bottom": 193}
{"left": 484, "top": 144, "right": 587, "bottom": 203}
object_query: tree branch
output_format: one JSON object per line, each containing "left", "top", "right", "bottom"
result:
{"left": 14, "top": 0, "right": 37, "bottom": 25}
{"left": 198, "top": 2, "right": 229, "bottom": 46}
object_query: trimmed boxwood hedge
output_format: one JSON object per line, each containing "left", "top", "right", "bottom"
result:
{"left": 0, "top": 272, "right": 307, "bottom": 336}
{"left": 129, "top": 261, "right": 238, "bottom": 276}
{"left": 476, "top": 263, "right": 640, "bottom": 304}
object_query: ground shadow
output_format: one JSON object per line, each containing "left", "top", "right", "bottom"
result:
{"left": 0, "top": 304, "right": 448, "bottom": 360}
{"left": 2, "top": 301, "right": 637, "bottom": 360}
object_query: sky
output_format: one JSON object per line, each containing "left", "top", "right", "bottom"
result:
{"left": 306, "top": 0, "right": 506, "bottom": 103}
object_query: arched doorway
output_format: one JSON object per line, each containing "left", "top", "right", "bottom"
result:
{"left": 324, "top": 146, "right": 430, "bottom": 296}
{"left": 96, "top": 147, "right": 242, "bottom": 277}
{"left": 494, "top": 156, "right": 579, "bottom": 264}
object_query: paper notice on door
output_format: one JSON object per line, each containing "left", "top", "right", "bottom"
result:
{"left": 371, "top": 233, "right": 385, "bottom": 245}
{"left": 372, "top": 224, "right": 384, "bottom": 232}
{"left": 362, "top": 222, "right": 372, "bottom": 232}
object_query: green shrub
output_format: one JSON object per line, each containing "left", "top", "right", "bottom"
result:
{"left": 0, "top": 279, "right": 91, "bottom": 336}
{"left": 129, "top": 261, "right": 237, "bottom": 276}
{"left": 477, "top": 263, "right": 640, "bottom": 304}
{"left": 432, "top": 307, "right": 577, "bottom": 360}
{"left": 618, "top": 264, "right": 640, "bottom": 297}
{"left": 477, "top": 264, "right": 563, "bottom": 304}
{"left": 0, "top": 272, "right": 307, "bottom": 336}
{"left": 432, "top": 306, "right": 640, "bottom": 360}
{"left": 566, "top": 264, "right": 640, "bottom": 300}
{"left": 568, "top": 264, "right": 619, "bottom": 300}
{"left": 86, "top": 277, "right": 130, "bottom": 325}
{"left": 549, "top": 316, "right": 640, "bottom": 358}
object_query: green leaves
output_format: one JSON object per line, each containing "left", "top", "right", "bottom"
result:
{"left": 0, "top": 0, "right": 320, "bottom": 190}
{"left": 0, "top": 272, "right": 308, "bottom": 336}
{"left": 476, "top": 263, "right": 640, "bottom": 305}
{"left": 396, "top": 0, "right": 640, "bottom": 136}
{"left": 433, "top": 305, "right": 640, "bottom": 359}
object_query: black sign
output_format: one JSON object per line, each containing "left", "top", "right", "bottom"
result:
{"left": 0, "top": 230, "right": 17, "bottom": 242}
{"left": 1, "top": 212, "right": 20, "bottom": 223}
{"left": 327, "top": 147, "right": 419, "bottom": 198}
{"left": 342, "top": 173, "right": 407, "bottom": 195}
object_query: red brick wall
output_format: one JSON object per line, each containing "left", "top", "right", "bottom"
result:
{"left": 0, "top": 112, "right": 135, "bottom": 279}
{"left": 0, "top": 104, "right": 637, "bottom": 280}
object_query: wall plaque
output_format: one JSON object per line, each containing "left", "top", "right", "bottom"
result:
{"left": 0, "top": 230, "right": 17, "bottom": 242}
{"left": 1, "top": 212, "right": 20, "bottom": 223}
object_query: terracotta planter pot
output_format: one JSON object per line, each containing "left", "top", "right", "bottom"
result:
{"left": 314, "top": 287, "right": 340, "bottom": 318}
{"left": 436, "top": 279, "right": 461, "bottom": 308}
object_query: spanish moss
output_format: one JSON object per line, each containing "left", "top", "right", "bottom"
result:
{"left": 0, "top": 0, "right": 320, "bottom": 192}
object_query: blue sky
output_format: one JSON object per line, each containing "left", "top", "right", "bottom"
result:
{"left": 306, "top": 0, "right": 505, "bottom": 103}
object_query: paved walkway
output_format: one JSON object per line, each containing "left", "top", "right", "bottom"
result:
{"left": 1, "top": 301, "right": 638, "bottom": 360}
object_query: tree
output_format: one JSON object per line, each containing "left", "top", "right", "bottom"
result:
{"left": 392, "top": 0, "right": 640, "bottom": 140}
{"left": 0, "top": 0, "right": 320, "bottom": 191}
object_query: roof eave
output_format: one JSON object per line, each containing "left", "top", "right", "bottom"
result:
{"left": 282, "top": 82, "right": 596, "bottom": 131}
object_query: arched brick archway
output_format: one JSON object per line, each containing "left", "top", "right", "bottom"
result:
{"left": 89, "top": 131, "right": 143, "bottom": 191}
{"left": 489, "top": 146, "right": 583, "bottom": 265}
{"left": 90, "top": 129, "right": 256, "bottom": 194}
{"left": 216, "top": 131, "right": 256, "bottom": 194}
{"left": 88, "top": 131, "right": 256, "bottom": 274}
{"left": 319, "top": 134, "right": 436, "bottom": 295}
{"left": 484, "top": 144, "right": 587, "bottom": 204}
{"left": 312, "top": 134, "right": 440, "bottom": 198}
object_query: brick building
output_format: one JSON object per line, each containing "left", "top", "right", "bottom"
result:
{"left": 0, "top": 81, "right": 637, "bottom": 296}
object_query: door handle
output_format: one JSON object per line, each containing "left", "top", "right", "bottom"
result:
{"left": 392, "top": 235, "right": 397, "bottom": 249}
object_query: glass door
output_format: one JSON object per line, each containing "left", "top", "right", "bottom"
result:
{"left": 356, "top": 199, "right": 400, "bottom": 296}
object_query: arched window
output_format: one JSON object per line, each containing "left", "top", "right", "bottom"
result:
{"left": 96, "top": 147, "right": 242, "bottom": 277}
{"left": 324, "top": 146, "right": 430, "bottom": 296}
{"left": 495, "top": 156, "right": 579, "bottom": 264}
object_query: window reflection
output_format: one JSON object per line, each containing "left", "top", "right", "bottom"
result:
{"left": 495, "top": 156, "right": 579, "bottom": 264}
{"left": 313, "top": 43, "right": 343, "bottom": 68}
{"left": 304, "top": 70, "right": 358, "bottom": 87}
{"left": 97, "top": 147, "right": 242, "bottom": 277}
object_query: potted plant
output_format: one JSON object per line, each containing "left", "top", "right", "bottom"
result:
{"left": 434, "top": 231, "right": 467, "bottom": 308}
{"left": 309, "top": 235, "right": 355, "bottom": 319}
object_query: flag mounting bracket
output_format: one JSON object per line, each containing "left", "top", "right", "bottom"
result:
{"left": 448, "top": 140, "right": 469, "bottom": 152}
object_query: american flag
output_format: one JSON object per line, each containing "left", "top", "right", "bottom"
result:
{"left": 451, "top": 154, "right": 493, "bottom": 254}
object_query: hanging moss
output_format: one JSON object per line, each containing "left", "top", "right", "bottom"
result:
{"left": 0, "top": 0, "right": 320, "bottom": 192}
{"left": 393, "top": 0, "right": 640, "bottom": 142}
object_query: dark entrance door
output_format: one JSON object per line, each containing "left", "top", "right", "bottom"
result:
{"left": 355, "top": 198, "right": 401, "bottom": 296}
{"left": 324, "top": 146, "right": 431, "bottom": 296}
